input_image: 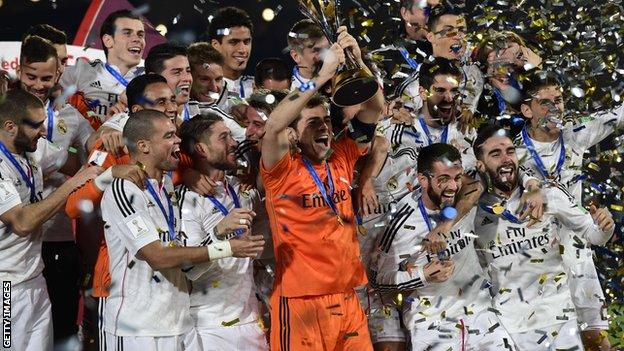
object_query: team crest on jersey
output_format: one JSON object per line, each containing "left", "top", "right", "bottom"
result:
{"left": 386, "top": 176, "right": 398, "bottom": 191}
{"left": 240, "top": 189, "right": 250, "bottom": 199}
{"left": 28, "top": 158, "right": 38, "bottom": 172}
{"left": 57, "top": 118, "right": 68, "bottom": 135}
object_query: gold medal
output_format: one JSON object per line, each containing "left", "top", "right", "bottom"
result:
{"left": 386, "top": 176, "right": 398, "bottom": 191}
{"left": 337, "top": 216, "right": 344, "bottom": 226}
{"left": 168, "top": 241, "right": 177, "bottom": 247}
{"left": 136, "top": 161, "right": 146, "bottom": 171}
{"left": 492, "top": 203, "right": 505, "bottom": 215}
{"left": 357, "top": 224, "right": 368, "bottom": 236}
{"left": 57, "top": 118, "right": 68, "bottom": 135}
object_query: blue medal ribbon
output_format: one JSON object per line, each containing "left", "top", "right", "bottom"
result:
{"left": 239, "top": 78, "right": 245, "bottom": 98}
{"left": 293, "top": 67, "right": 316, "bottom": 92}
{"left": 479, "top": 203, "right": 522, "bottom": 224}
{"left": 183, "top": 104, "right": 190, "bottom": 122}
{"left": 398, "top": 46, "right": 419, "bottom": 70}
{"left": 0, "top": 141, "right": 37, "bottom": 203}
{"left": 46, "top": 102, "right": 54, "bottom": 141}
{"left": 104, "top": 63, "right": 129, "bottom": 87}
{"left": 419, "top": 118, "right": 448, "bottom": 145}
{"left": 144, "top": 178, "right": 176, "bottom": 241}
{"left": 301, "top": 157, "right": 342, "bottom": 222}
{"left": 521, "top": 127, "right": 565, "bottom": 179}
{"left": 206, "top": 182, "right": 244, "bottom": 236}
{"left": 417, "top": 198, "right": 433, "bottom": 231}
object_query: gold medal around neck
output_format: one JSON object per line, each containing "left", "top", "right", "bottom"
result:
{"left": 357, "top": 224, "right": 368, "bottom": 236}
{"left": 168, "top": 240, "right": 177, "bottom": 247}
{"left": 492, "top": 203, "right": 505, "bottom": 215}
{"left": 136, "top": 161, "right": 146, "bottom": 171}
{"left": 386, "top": 176, "right": 398, "bottom": 191}
{"left": 57, "top": 118, "right": 68, "bottom": 134}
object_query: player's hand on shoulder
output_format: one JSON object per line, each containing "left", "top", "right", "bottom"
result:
{"left": 67, "top": 166, "right": 104, "bottom": 189}
{"left": 100, "top": 127, "right": 126, "bottom": 157}
{"left": 112, "top": 164, "right": 146, "bottom": 189}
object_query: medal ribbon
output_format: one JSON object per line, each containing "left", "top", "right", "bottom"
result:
{"left": 419, "top": 118, "right": 448, "bottom": 145}
{"left": 293, "top": 66, "right": 316, "bottom": 92}
{"left": 479, "top": 203, "right": 522, "bottom": 224}
{"left": 302, "top": 157, "right": 341, "bottom": 220}
{"left": 46, "top": 102, "right": 54, "bottom": 141}
{"left": 521, "top": 126, "right": 565, "bottom": 179}
{"left": 206, "top": 182, "right": 243, "bottom": 236}
{"left": 417, "top": 198, "right": 433, "bottom": 231}
{"left": 183, "top": 104, "right": 190, "bottom": 122}
{"left": 144, "top": 178, "right": 176, "bottom": 241}
{"left": 398, "top": 46, "right": 419, "bottom": 70}
{"left": 104, "top": 63, "right": 129, "bottom": 87}
{"left": 0, "top": 141, "right": 37, "bottom": 203}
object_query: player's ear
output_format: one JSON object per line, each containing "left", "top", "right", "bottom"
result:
{"left": 102, "top": 34, "right": 115, "bottom": 52}
{"left": 475, "top": 160, "right": 485, "bottom": 173}
{"left": 193, "top": 142, "right": 208, "bottom": 158}
{"left": 417, "top": 171, "right": 429, "bottom": 189}
{"left": 136, "top": 139, "right": 150, "bottom": 154}
{"left": 520, "top": 102, "right": 532, "bottom": 119}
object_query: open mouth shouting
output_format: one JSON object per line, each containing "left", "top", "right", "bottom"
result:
{"left": 497, "top": 164, "right": 515, "bottom": 183}
{"left": 177, "top": 84, "right": 191, "bottom": 97}
{"left": 128, "top": 46, "right": 142, "bottom": 57}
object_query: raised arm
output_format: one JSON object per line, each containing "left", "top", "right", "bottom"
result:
{"left": 261, "top": 44, "right": 344, "bottom": 169}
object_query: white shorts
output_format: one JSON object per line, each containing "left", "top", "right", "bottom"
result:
{"left": 510, "top": 319, "right": 584, "bottom": 351}
{"left": 196, "top": 322, "right": 268, "bottom": 351}
{"left": 4, "top": 275, "right": 53, "bottom": 351}
{"left": 566, "top": 258, "right": 608, "bottom": 330}
{"left": 356, "top": 287, "right": 407, "bottom": 344}
{"left": 104, "top": 329, "right": 200, "bottom": 351}
{"left": 410, "top": 309, "right": 516, "bottom": 351}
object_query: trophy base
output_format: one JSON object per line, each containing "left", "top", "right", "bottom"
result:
{"left": 331, "top": 68, "right": 378, "bottom": 107}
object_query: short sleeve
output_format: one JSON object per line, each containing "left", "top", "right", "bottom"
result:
{"left": 104, "top": 179, "right": 160, "bottom": 256}
{"left": 59, "top": 64, "right": 79, "bottom": 90}
{"left": 0, "top": 180, "right": 23, "bottom": 216}
{"left": 74, "top": 110, "right": 95, "bottom": 151}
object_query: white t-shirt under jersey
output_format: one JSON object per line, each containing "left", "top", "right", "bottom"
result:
{"left": 101, "top": 176, "right": 193, "bottom": 337}
{"left": 177, "top": 175, "right": 261, "bottom": 329}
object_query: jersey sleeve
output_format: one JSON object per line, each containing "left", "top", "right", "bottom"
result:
{"left": 73, "top": 109, "right": 96, "bottom": 151}
{"left": 59, "top": 64, "right": 79, "bottom": 90}
{"left": 572, "top": 104, "right": 624, "bottom": 148}
{"left": 548, "top": 186, "right": 614, "bottom": 245}
{"left": 0, "top": 180, "right": 23, "bottom": 216}
{"left": 104, "top": 179, "right": 160, "bottom": 255}
{"left": 260, "top": 151, "right": 293, "bottom": 190}
{"left": 330, "top": 136, "right": 366, "bottom": 173}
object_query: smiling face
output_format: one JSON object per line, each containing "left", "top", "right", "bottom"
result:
{"left": 201, "top": 121, "right": 238, "bottom": 170}
{"left": 103, "top": 17, "right": 145, "bottom": 67}
{"left": 427, "top": 14, "right": 467, "bottom": 60}
{"left": 419, "top": 159, "right": 463, "bottom": 208}
{"left": 245, "top": 107, "right": 267, "bottom": 150}
{"left": 294, "top": 105, "right": 332, "bottom": 163}
{"left": 191, "top": 61, "right": 224, "bottom": 103}
{"left": 160, "top": 55, "right": 193, "bottom": 106}
{"left": 147, "top": 117, "right": 181, "bottom": 171}
{"left": 212, "top": 26, "right": 252, "bottom": 76}
{"left": 132, "top": 82, "right": 178, "bottom": 120}
{"left": 420, "top": 74, "right": 461, "bottom": 126}
{"left": 477, "top": 135, "right": 519, "bottom": 193}
{"left": 18, "top": 56, "right": 58, "bottom": 103}
{"left": 521, "top": 85, "right": 565, "bottom": 131}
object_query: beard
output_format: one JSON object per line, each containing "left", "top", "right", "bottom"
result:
{"left": 427, "top": 99, "right": 456, "bottom": 126}
{"left": 484, "top": 164, "right": 518, "bottom": 193}
{"left": 14, "top": 128, "right": 38, "bottom": 153}
{"left": 426, "top": 183, "right": 456, "bottom": 209}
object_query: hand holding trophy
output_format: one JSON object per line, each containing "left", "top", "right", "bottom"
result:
{"left": 299, "top": 0, "right": 379, "bottom": 107}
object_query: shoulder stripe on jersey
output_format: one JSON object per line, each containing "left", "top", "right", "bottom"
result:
{"left": 378, "top": 204, "right": 414, "bottom": 253}
{"left": 112, "top": 179, "right": 135, "bottom": 217}
{"left": 177, "top": 185, "right": 189, "bottom": 219}
{"left": 390, "top": 147, "right": 417, "bottom": 160}
{"left": 390, "top": 123, "right": 402, "bottom": 147}
{"left": 370, "top": 267, "right": 426, "bottom": 292}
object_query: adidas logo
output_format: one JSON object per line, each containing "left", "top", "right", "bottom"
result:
{"left": 481, "top": 216, "right": 493, "bottom": 226}
{"left": 89, "top": 81, "right": 102, "bottom": 89}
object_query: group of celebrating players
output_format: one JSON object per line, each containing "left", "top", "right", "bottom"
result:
{"left": 0, "top": 1, "right": 620, "bottom": 350}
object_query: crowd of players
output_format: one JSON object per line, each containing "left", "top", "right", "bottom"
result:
{"left": 0, "top": 1, "right": 620, "bottom": 350}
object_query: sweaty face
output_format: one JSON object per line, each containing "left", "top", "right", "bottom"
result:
{"left": 160, "top": 55, "right": 193, "bottom": 106}
{"left": 245, "top": 107, "right": 267, "bottom": 150}
{"left": 423, "top": 74, "right": 461, "bottom": 125}
{"left": 15, "top": 107, "right": 46, "bottom": 153}
{"left": 428, "top": 15, "right": 467, "bottom": 60}
{"left": 479, "top": 135, "right": 519, "bottom": 193}
{"left": 135, "top": 82, "right": 178, "bottom": 120}
{"left": 105, "top": 17, "right": 145, "bottom": 67}
{"left": 421, "top": 160, "right": 463, "bottom": 208}
{"left": 526, "top": 85, "right": 565, "bottom": 130}
{"left": 202, "top": 121, "right": 238, "bottom": 170}
{"left": 295, "top": 105, "right": 332, "bottom": 163}
{"left": 191, "top": 62, "right": 224, "bottom": 103}
{"left": 19, "top": 57, "right": 58, "bottom": 102}
{"left": 149, "top": 118, "right": 181, "bottom": 171}
{"left": 212, "top": 27, "right": 252, "bottom": 74}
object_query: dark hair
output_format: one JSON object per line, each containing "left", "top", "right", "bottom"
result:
{"left": 187, "top": 42, "right": 224, "bottom": 71}
{"left": 473, "top": 123, "right": 511, "bottom": 160}
{"left": 126, "top": 74, "right": 169, "bottom": 110}
{"left": 0, "top": 89, "right": 44, "bottom": 124}
{"left": 419, "top": 57, "right": 462, "bottom": 90}
{"left": 178, "top": 114, "right": 224, "bottom": 155}
{"left": 288, "top": 94, "right": 329, "bottom": 129}
{"left": 417, "top": 143, "right": 462, "bottom": 175}
{"left": 254, "top": 58, "right": 291, "bottom": 87}
{"left": 427, "top": 5, "right": 464, "bottom": 32}
{"left": 24, "top": 24, "right": 67, "bottom": 45}
{"left": 20, "top": 35, "right": 58, "bottom": 65}
{"left": 123, "top": 109, "right": 170, "bottom": 154}
{"left": 521, "top": 70, "right": 562, "bottom": 104}
{"left": 247, "top": 89, "right": 289, "bottom": 115}
{"left": 99, "top": 9, "right": 142, "bottom": 57}
{"left": 287, "top": 19, "right": 325, "bottom": 51}
{"left": 145, "top": 43, "right": 188, "bottom": 75}
{"left": 207, "top": 7, "right": 253, "bottom": 43}
{"left": 401, "top": 0, "right": 416, "bottom": 9}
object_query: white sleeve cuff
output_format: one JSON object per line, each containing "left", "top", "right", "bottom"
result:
{"left": 416, "top": 265, "right": 429, "bottom": 288}
{"left": 94, "top": 167, "right": 114, "bottom": 191}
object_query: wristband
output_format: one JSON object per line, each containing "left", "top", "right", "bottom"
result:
{"left": 207, "top": 241, "right": 233, "bottom": 260}
{"left": 93, "top": 167, "right": 113, "bottom": 191}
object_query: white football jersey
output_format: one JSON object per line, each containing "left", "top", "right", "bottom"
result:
{"left": 177, "top": 175, "right": 261, "bottom": 328}
{"left": 60, "top": 60, "right": 144, "bottom": 123}
{"left": 101, "top": 176, "right": 193, "bottom": 336}
{"left": 224, "top": 75, "right": 254, "bottom": 100}
{"left": 474, "top": 184, "right": 609, "bottom": 333}
{"left": 375, "top": 190, "right": 493, "bottom": 332}
{"left": 41, "top": 101, "right": 94, "bottom": 242}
